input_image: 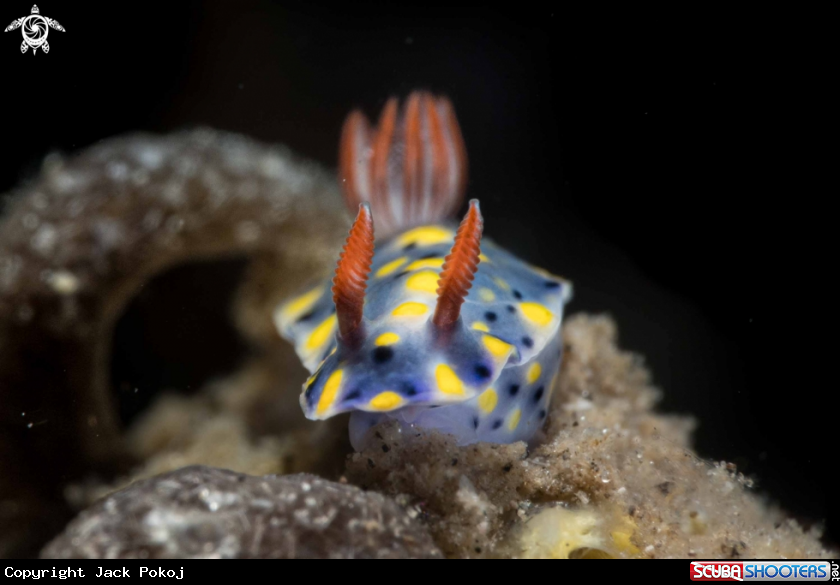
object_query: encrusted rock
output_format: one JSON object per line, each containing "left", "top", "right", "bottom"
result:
{"left": 41, "top": 466, "right": 442, "bottom": 559}
{"left": 0, "top": 129, "right": 349, "bottom": 556}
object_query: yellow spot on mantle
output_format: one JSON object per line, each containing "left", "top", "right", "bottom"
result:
{"left": 392, "top": 302, "right": 428, "bottom": 316}
{"left": 306, "top": 314, "right": 337, "bottom": 350}
{"left": 527, "top": 362, "right": 542, "bottom": 384}
{"left": 478, "top": 287, "right": 496, "bottom": 302}
{"left": 483, "top": 335, "right": 513, "bottom": 358}
{"left": 369, "top": 391, "right": 404, "bottom": 411}
{"left": 493, "top": 276, "right": 510, "bottom": 291}
{"left": 406, "top": 257, "right": 445, "bottom": 271}
{"left": 316, "top": 369, "right": 343, "bottom": 415}
{"left": 396, "top": 226, "right": 453, "bottom": 247}
{"left": 479, "top": 253, "right": 491, "bottom": 263}
{"left": 471, "top": 321, "right": 489, "bottom": 332}
{"left": 376, "top": 257, "right": 407, "bottom": 277}
{"left": 435, "top": 364, "right": 464, "bottom": 396}
{"left": 281, "top": 286, "right": 323, "bottom": 321}
{"left": 375, "top": 332, "right": 400, "bottom": 346}
{"left": 520, "top": 302, "right": 554, "bottom": 327}
{"left": 478, "top": 389, "right": 498, "bottom": 414}
{"left": 508, "top": 408, "right": 522, "bottom": 431}
{"left": 406, "top": 271, "right": 440, "bottom": 294}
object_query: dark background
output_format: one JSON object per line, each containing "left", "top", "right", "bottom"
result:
{"left": 2, "top": 2, "right": 833, "bottom": 545}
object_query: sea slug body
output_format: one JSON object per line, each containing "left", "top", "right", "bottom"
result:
{"left": 275, "top": 92, "right": 572, "bottom": 450}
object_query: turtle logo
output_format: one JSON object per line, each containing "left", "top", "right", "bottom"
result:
{"left": 5, "top": 5, "right": 65, "bottom": 54}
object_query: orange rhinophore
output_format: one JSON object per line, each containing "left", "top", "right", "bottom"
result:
{"left": 433, "top": 199, "right": 484, "bottom": 329}
{"left": 339, "top": 91, "right": 467, "bottom": 240}
{"left": 331, "top": 202, "right": 375, "bottom": 343}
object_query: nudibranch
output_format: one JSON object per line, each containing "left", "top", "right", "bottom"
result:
{"left": 275, "top": 91, "right": 572, "bottom": 450}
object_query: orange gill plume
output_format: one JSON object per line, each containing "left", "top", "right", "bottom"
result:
{"left": 339, "top": 91, "right": 468, "bottom": 239}
{"left": 332, "top": 202, "right": 375, "bottom": 344}
{"left": 433, "top": 199, "right": 484, "bottom": 329}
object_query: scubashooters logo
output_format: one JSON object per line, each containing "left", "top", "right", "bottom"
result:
{"left": 690, "top": 561, "right": 836, "bottom": 581}
{"left": 5, "top": 5, "right": 65, "bottom": 54}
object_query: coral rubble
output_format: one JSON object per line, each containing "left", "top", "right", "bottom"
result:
{"left": 42, "top": 466, "right": 442, "bottom": 559}
{"left": 0, "top": 130, "right": 349, "bottom": 556}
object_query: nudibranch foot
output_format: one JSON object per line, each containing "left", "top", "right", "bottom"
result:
{"left": 348, "top": 329, "right": 563, "bottom": 450}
